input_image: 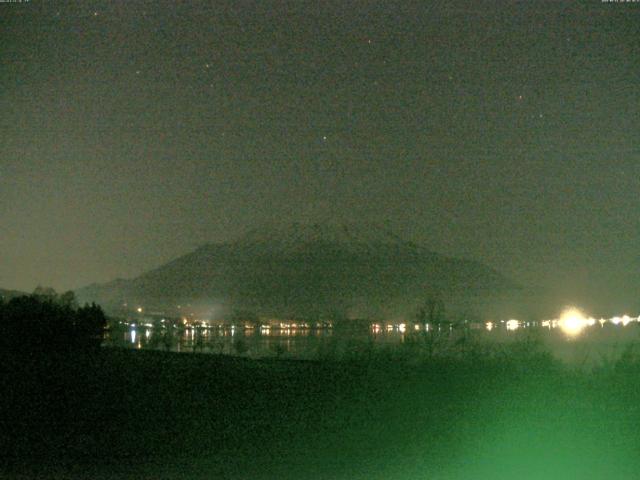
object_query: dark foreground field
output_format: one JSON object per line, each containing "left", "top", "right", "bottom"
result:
{"left": 2, "top": 343, "right": 640, "bottom": 480}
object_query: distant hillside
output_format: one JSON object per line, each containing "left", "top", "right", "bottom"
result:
{"left": 77, "top": 223, "right": 519, "bottom": 320}
{"left": 0, "top": 288, "right": 27, "bottom": 302}
{"left": 0, "top": 288, "right": 28, "bottom": 301}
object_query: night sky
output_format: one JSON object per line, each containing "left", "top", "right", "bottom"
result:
{"left": 2, "top": 1, "right": 639, "bottom": 309}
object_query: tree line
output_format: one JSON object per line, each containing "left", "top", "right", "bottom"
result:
{"left": 0, "top": 287, "right": 107, "bottom": 355}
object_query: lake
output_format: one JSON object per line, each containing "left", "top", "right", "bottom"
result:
{"left": 103, "top": 314, "right": 640, "bottom": 366}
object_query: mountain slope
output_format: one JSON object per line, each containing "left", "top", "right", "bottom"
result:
{"left": 77, "top": 223, "right": 518, "bottom": 320}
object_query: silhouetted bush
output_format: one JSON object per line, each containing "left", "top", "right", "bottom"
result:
{"left": 270, "top": 343, "right": 287, "bottom": 358}
{"left": 232, "top": 338, "right": 249, "bottom": 355}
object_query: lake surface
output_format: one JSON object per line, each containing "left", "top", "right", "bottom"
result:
{"left": 103, "top": 315, "right": 640, "bottom": 366}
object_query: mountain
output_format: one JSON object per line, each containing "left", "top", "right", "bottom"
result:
{"left": 77, "top": 223, "right": 519, "bottom": 321}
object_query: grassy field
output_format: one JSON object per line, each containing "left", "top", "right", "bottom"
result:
{"left": 2, "top": 341, "right": 640, "bottom": 479}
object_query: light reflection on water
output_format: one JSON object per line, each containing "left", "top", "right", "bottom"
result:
{"left": 102, "top": 318, "right": 640, "bottom": 365}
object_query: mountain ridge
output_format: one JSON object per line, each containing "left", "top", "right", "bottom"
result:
{"left": 77, "top": 223, "right": 519, "bottom": 320}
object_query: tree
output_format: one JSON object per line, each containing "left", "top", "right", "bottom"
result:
{"left": 73, "top": 302, "right": 107, "bottom": 348}
{"left": 417, "top": 292, "right": 445, "bottom": 327}
{"left": 32, "top": 285, "right": 58, "bottom": 300}
{"left": 59, "top": 291, "right": 79, "bottom": 309}
{"left": 0, "top": 294, "right": 107, "bottom": 356}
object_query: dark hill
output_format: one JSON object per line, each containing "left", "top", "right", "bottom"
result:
{"left": 77, "top": 223, "right": 518, "bottom": 320}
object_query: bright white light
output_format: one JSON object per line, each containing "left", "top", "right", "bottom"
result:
{"left": 559, "top": 307, "right": 589, "bottom": 337}
{"left": 398, "top": 323, "right": 406, "bottom": 333}
{"left": 485, "top": 321, "right": 494, "bottom": 332}
{"left": 506, "top": 319, "right": 519, "bottom": 331}
{"left": 136, "top": 307, "right": 143, "bottom": 313}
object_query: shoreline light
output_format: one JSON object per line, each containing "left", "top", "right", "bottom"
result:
{"left": 558, "top": 307, "right": 589, "bottom": 337}
{"left": 506, "top": 319, "right": 519, "bottom": 331}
